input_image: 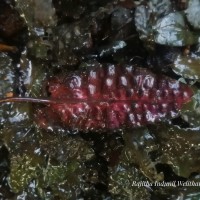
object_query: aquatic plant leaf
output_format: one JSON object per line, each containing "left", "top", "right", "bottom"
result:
{"left": 8, "top": 149, "right": 46, "bottom": 193}
{"left": 151, "top": 124, "right": 200, "bottom": 178}
{"left": 0, "top": 125, "right": 44, "bottom": 194}
{"left": 186, "top": 0, "right": 200, "bottom": 29}
{"left": 38, "top": 162, "right": 93, "bottom": 199}
{"left": 0, "top": 53, "right": 25, "bottom": 126}
{"left": 27, "top": 36, "right": 53, "bottom": 60}
{"left": 19, "top": 50, "right": 49, "bottom": 97}
{"left": 15, "top": 0, "right": 57, "bottom": 30}
{"left": 39, "top": 132, "right": 94, "bottom": 163}
{"left": 35, "top": 64, "right": 193, "bottom": 132}
{"left": 54, "top": 22, "right": 93, "bottom": 52}
{"left": 0, "top": 52, "right": 39, "bottom": 126}
{"left": 108, "top": 161, "right": 151, "bottom": 200}
{"left": 152, "top": 175, "right": 200, "bottom": 199}
{"left": 172, "top": 53, "right": 200, "bottom": 80}
{"left": 181, "top": 90, "right": 200, "bottom": 127}
{"left": 134, "top": 5, "right": 152, "bottom": 41}
{"left": 135, "top": 0, "right": 172, "bottom": 41}
{"left": 0, "top": 53, "right": 14, "bottom": 98}
{"left": 149, "top": 0, "right": 172, "bottom": 17}
{"left": 7, "top": 127, "right": 95, "bottom": 198}
{"left": 37, "top": 135, "right": 95, "bottom": 199}
{"left": 122, "top": 128, "right": 163, "bottom": 181}
{"left": 111, "top": 7, "right": 132, "bottom": 32}
{"left": 119, "top": 124, "right": 200, "bottom": 198}
{"left": 122, "top": 124, "right": 200, "bottom": 181}
{"left": 154, "top": 12, "right": 197, "bottom": 46}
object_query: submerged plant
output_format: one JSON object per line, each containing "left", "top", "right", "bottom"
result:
{"left": 0, "top": 64, "right": 194, "bottom": 131}
{"left": 0, "top": 0, "right": 200, "bottom": 199}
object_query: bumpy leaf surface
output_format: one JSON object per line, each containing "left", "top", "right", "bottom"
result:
{"left": 36, "top": 64, "right": 193, "bottom": 131}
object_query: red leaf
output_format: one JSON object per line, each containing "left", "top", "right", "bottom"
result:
{"left": 36, "top": 64, "right": 193, "bottom": 131}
